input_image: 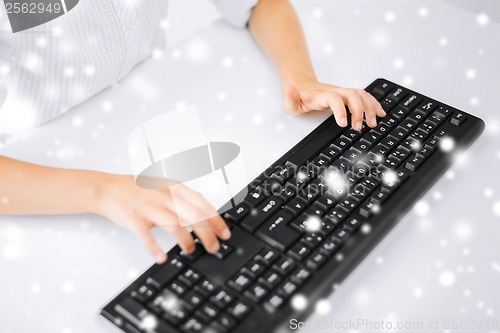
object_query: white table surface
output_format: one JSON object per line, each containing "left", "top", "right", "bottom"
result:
{"left": 1, "top": 1, "right": 500, "bottom": 332}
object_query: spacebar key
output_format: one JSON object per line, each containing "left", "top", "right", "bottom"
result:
{"left": 240, "top": 196, "right": 283, "bottom": 233}
{"left": 256, "top": 211, "right": 300, "bottom": 251}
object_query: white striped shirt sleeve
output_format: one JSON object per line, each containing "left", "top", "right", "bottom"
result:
{"left": 211, "top": 0, "right": 260, "bottom": 28}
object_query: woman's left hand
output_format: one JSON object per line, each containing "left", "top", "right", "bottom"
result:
{"left": 283, "top": 80, "right": 387, "bottom": 130}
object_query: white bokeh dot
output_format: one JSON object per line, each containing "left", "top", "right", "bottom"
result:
{"left": 312, "top": 7, "right": 323, "bottom": 18}
{"left": 418, "top": 7, "right": 429, "bottom": 18}
{"left": 222, "top": 56, "right": 234, "bottom": 68}
{"left": 414, "top": 287, "right": 423, "bottom": 298}
{"left": 484, "top": 188, "right": 493, "bottom": 198}
{"left": 101, "top": 101, "right": 114, "bottom": 112}
{"left": 477, "top": 13, "right": 489, "bottom": 26}
{"left": 439, "top": 270, "right": 456, "bottom": 287}
{"left": 465, "top": 69, "right": 477, "bottom": 80}
{"left": 493, "top": 201, "right": 500, "bottom": 218}
{"left": 291, "top": 294, "right": 308, "bottom": 311}
{"left": 63, "top": 66, "right": 75, "bottom": 78}
{"left": 84, "top": 65, "right": 95, "bottom": 76}
{"left": 439, "top": 37, "right": 448, "bottom": 47}
{"left": 440, "top": 137, "right": 455, "bottom": 152}
{"left": 414, "top": 200, "right": 430, "bottom": 216}
{"left": 71, "top": 116, "right": 83, "bottom": 128}
{"left": 315, "top": 299, "right": 331, "bottom": 315}
{"left": 393, "top": 58, "right": 404, "bottom": 69}
{"left": 385, "top": 12, "right": 396, "bottom": 23}
{"left": 61, "top": 280, "right": 75, "bottom": 294}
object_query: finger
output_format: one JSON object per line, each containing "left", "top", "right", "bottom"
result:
{"left": 168, "top": 225, "right": 196, "bottom": 254}
{"left": 173, "top": 185, "right": 231, "bottom": 241}
{"left": 192, "top": 220, "right": 221, "bottom": 254}
{"left": 325, "top": 92, "right": 348, "bottom": 127}
{"left": 284, "top": 85, "right": 303, "bottom": 115}
{"left": 135, "top": 226, "right": 167, "bottom": 264}
{"left": 359, "top": 91, "right": 378, "bottom": 128}
{"left": 341, "top": 89, "right": 364, "bottom": 131}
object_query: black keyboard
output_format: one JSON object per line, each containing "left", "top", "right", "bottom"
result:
{"left": 101, "top": 79, "right": 485, "bottom": 333}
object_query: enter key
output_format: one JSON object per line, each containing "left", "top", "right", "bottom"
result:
{"left": 256, "top": 211, "right": 301, "bottom": 252}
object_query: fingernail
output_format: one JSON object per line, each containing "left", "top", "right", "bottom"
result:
{"left": 339, "top": 118, "right": 348, "bottom": 127}
{"left": 210, "top": 242, "right": 220, "bottom": 253}
{"left": 156, "top": 253, "right": 167, "bottom": 264}
{"left": 222, "top": 229, "right": 231, "bottom": 240}
{"left": 371, "top": 119, "right": 377, "bottom": 127}
{"left": 355, "top": 121, "right": 362, "bottom": 131}
{"left": 380, "top": 109, "right": 387, "bottom": 116}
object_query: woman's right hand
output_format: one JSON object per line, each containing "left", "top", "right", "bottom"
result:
{"left": 95, "top": 174, "right": 231, "bottom": 264}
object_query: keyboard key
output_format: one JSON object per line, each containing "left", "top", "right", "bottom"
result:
{"left": 306, "top": 251, "right": 327, "bottom": 270}
{"left": 273, "top": 256, "right": 296, "bottom": 276}
{"left": 278, "top": 280, "right": 299, "bottom": 299}
{"left": 283, "top": 198, "right": 307, "bottom": 217}
{"left": 359, "top": 201, "right": 380, "bottom": 218}
{"left": 451, "top": 112, "right": 467, "bottom": 126}
{"left": 343, "top": 216, "right": 363, "bottom": 233}
{"left": 258, "top": 270, "right": 283, "bottom": 289}
{"left": 304, "top": 204, "right": 326, "bottom": 217}
{"left": 256, "top": 212, "right": 301, "bottom": 251}
{"left": 147, "top": 257, "right": 185, "bottom": 289}
{"left": 184, "top": 290, "right": 204, "bottom": 309}
{"left": 297, "top": 184, "right": 321, "bottom": 205}
{"left": 331, "top": 136, "right": 351, "bottom": 152}
{"left": 408, "top": 110, "right": 426, "bottom": 124}
{"left": 194, "top": 279, "right": 216, "bottom": 297}
{"left": 227, "top": 272, "right": 253, "bottom": 292}
{"left": 223, "top": 201, "right": 251, "bottom": 223}
{"left": 212, "top": 313, "right": 237, "bottom": 332}
{"left": 387, "top": 87, "right": 408, "bottom": 103}
{"left": 263, "top": 294, "right": 285, "bottom": 314}
{"left": 210, "top": 289, "right": 234, "bottom": 309}
{"left": 244, "top": 187, "right": 267, "bottom": 207}
{"left": 213, "top": 242, "right": 233, "bottom": 260}
{"left": 371, "top": 81, "right": 393, "bottom": 99}
{"left": 195, "top": 302, "right": 221, "bottom": 322}
{"left": 168, "top": 280, "right": 188, "bottom": 296}
{"left": 405, "top": 156, "right": 424, "bottom": 172}
{"left": 240, "top": 196, "right": 283, "bottom": 233}
{"left": 178, "top": 268, "right": 202, "bottom": 287}
{"left": 242, "top": 259, "right": 266, "bottom": 278}
{"left": 380, "top": 97, "right": 397, "bottom": 111}
{"left": 370, "top": 188, "right": 391, "bottom": 205}
{"left": 131, "top": 284, "right": 155, "bottom": 303}
{"left": 287, "top": 243, "right": 311, "bottom": 262}
{"left": 301, "top": 233, "right": 324, "bottom": 248}
{"left": 180, "top": 317, "right": 204, "bottom": 333}
{"left": 227, "top": 300, "right": 252, "bottom": 319}
{"left": 362, "top": 130, "right": 381, "bottom": 145}
{"left": 416, "top": 146, "right": 434, "bottom": 160}
{"left": 322, "top": 145, "right": 341, "bottom": 160}
{"left": 313, "top": 193, "right": 337, "bottom": 211}
{"left": 244, "top": 282, "right": 269, "bottom": 303}
{"left": 379, "top": 116, "right": 399, "bottom": 130}
{"left": 290, "top": 268, "right": 312, "bottom": 286}
{"left": 416, "top": 100, "right": 438, "bottom": 113}
{"left": 400, "top": 94, "right": 422, "bottom": 112}
{"left": 255, "top": 248, "right": 279, "bottom": 266}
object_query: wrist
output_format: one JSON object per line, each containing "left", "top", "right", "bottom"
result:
{"left": 88, "top": 171, "right": 118, "bottom": 216}
{"left": 280, "top": 71, "right": 318, "bottom": 91}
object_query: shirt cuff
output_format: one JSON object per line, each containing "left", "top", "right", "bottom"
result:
{"left": 211, "top": 0, "right": 260, "bottom": 28}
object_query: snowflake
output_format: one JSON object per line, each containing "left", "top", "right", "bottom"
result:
{"left": 465, "top": 68, "right": 477, "bottom": 80}
{"left": 493, "top": 201, "right": 500, "bottom": 218}
{"left": 291, "top": 294, "right": 308, "bottom": 311}
{"left": 84, "top": 65, "right": 95, "bottom": 76}
{"left": 418, "top": 7, "right": 429, "bottom": 18}
{"left": 385, "top": 12, "right": 396, "bottom": 23}
{"left": 222, "top": 56, "right": 234, "bottom": 68}
{"left": 439, "top": 270, "right": 455, "bottom": 287}
{"left": 477, "top": 13, "right": 490, "bottom": 26}
{"left": 393, "top": 57, "right": 404, "bottom": 69}
{"left": 305, "top": 216, "right": 321, "bottom": 233}
{"left": 315, "top": 299, "right": 331, "bottom": 315}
